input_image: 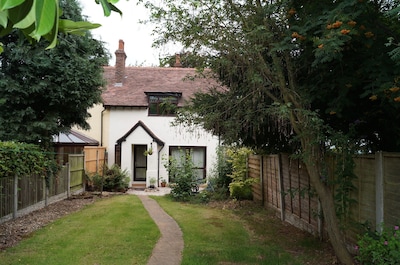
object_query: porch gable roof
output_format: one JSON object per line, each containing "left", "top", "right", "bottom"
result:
{"left": 116, "top": 120, "right": 164, "bottom": 146}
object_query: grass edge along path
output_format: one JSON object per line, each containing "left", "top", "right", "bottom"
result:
{"left": 153, "top": 196, "right": 303, "bottom": 265}
{"left": 0, "top": 195, "right": 160, "bottom": 265}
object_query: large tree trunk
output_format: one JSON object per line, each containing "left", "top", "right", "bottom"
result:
{"left": 302, "top": 140, "right": 354, "bottom": 265}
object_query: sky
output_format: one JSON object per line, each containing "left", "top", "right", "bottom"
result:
{"left": 79, "top": 0, "right": 178, "bottom": 67}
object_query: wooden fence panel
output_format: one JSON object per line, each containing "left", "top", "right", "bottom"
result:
{"left": 280, "top": 155, "right": 293, "bottom": 214}
{"left": 352, "top": 155, "right": 376, "bottom": 228}
{"left": 251, "top": 152, "right": 400, "bottom": 242}
{"left": 18, "top": 174, "right": 44, "bottom": 210}
{"left": 84, "top": 147, "right": 107, "bottom": 175}
{"left": 0, "top": 177, "right": 13, "bottom": 219}
{"left": 48, "top": 165, "right": 69, "bottom": 197}
{"left": 69, "top": 154, "right": 84, "bottom": 191}
{"left": 263, "top": 155, "right": 280, "bottom": 209}
{"left": 383, "top": 153, "right": 400, "bottom": 227}
{"left": 248, "top": 155, "right": 262, "bottom": 202}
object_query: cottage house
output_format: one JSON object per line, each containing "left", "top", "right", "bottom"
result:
{"left": 77, "top": 40, "right": 220, "bottom": 188}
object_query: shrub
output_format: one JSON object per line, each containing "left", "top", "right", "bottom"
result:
{"left": 163, "top": 151, "right": 198, "bottom": 201}
{"left": 229, "top": 181, "right": 253, "bottom": 200}
{"left": 226, "top": 147, "right": 255, "bottom": 200}
{"left": 206, "top": 146, "right": 232, "bottom": 200}
{"left": 356, "top": 224, "right": 400, "bottom": 265}
{"left": 86, "top": 164, "right": 129, "bottom": 192}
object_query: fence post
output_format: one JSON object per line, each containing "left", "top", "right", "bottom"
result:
{"left": 13, "top": 174, "right": 18, "bottom": 219}
{"left": 67, "top": 163, "right": 71, "bottom": 198}
{"left": 45, "top": 185, "right": 49, "bottom": 207}
{"left": 260, "top": 155, "right": 264, "bottom": 206}
{"left": 375, "top": 151, "right": 384, "bottom": 232}
{"left": 278, "top": 154, "right": 285, "bottom": 221}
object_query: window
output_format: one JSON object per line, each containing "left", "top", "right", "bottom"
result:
{"left": 169, "top": 146, "right": 206, "bottom": 181}
{"left": 145, "top": 92, "right": 181, "bottom": 116}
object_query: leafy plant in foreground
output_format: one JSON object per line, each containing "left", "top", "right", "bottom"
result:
{"left": 356, "top": 224, "right": 400, "bottom": 265}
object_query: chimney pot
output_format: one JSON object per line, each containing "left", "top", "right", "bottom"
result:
{"left": 175, "top": 53, "right": 182, "bottom": 68}
{"left": 115, "top": 40, "right": 127, "bottom": 84}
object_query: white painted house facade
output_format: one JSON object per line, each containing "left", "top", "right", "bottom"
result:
{"left": 80, "top": 40, "right": 220, "bottom": 188}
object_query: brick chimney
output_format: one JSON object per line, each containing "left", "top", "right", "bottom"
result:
{"left": 174, "top": 53, "right": 182, "bottom": 68}
{"left": 115, "top": 39, "right": 127, "bottom": 85}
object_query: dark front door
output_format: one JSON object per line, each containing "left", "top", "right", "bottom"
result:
{"left": 134, "top": 145, "right": 147, "bottom": 181}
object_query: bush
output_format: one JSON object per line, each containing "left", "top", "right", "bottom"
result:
{"left": 356, "top": 224, "right": 400, "bottom": 265}
{"left": 226, "top": 147, "right": 255, "bottom": 200}
{"left": 164, "top": 151, "right": 198, "bottom": 201}
{"left": 229, "top": 181, "right": 253, "bottom": 200}
{"left": 86, "top": 164, "right": 129, "bottom": 192}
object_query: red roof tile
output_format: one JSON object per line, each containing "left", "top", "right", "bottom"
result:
{"left": 102, "top": 66, "right": 219, "bottom": 107}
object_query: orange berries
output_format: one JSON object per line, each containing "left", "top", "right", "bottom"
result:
{"left": 394, "top": 97, "right": 400, "bottom": 102}
{"left": 291, "top": 32, "right": 305, "bottom": 40}
{"left": 347, "top": 20, "right": 357, "bottom": 27}
{"left": 329, "top": 111, "right": 336, "bottom": 115}
{"left": 332, "top": 21, "right": 343, "bottom": 28}
{"left": 318, "top": 44, "right": 324, "bottom": 49}
{"left": 365, "top": 31, "right": 374, "bottom": 38}
{"left": 389, "top": 87, "right": 400, "bottom": 93}
{"left": 369, "top": 95, "right": 378, "bottom": 101}
{"left": 359, "top": 25, "right": 366, "bottom": 31}
{"left": 341, "top": 29, "right": 351, "bottom": 35}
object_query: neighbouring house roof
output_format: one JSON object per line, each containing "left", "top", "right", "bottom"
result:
{"left": 102, "top": 66, "right": 220, "bottom": 107}
{"left": 53, "top": 130, "right": 99, "bottom": 146}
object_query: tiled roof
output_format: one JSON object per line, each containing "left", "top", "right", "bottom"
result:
{"left": 102, "top": 66, "right": 219, "bottom": 107}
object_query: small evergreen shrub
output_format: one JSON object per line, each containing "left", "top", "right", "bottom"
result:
{"left": 86, "top": 164, "right": 129, "bottom": 192}
{"left": 356, "top": 224, "right": 400, "bottom": 265}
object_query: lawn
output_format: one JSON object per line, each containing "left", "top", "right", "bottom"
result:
{"left": 153, "top": 196, "right": 334, "bottom": 265}
{"left": 0, "top": 194, "right": 333, "bottom": 265}
{"left": 0, "top": 195, "right": 159, "bottom": 265}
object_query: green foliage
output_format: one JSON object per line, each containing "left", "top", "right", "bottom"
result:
{"left": 0, "top": 0, "right": 121, "bottom": 51}
{"left": 356, "top": 224, "right": 400, "bottom": 265}
{"left": 163, "top": 150, "right": 198, "bottom": 201}
{"left": 86, "top": 164, "right": 129, "bottom": 192}
{"left": 330, "top": 138, "right": 358, "bottom": 228}
{"left": 0, "top": 141, "right": 51, "bottom": 178}
{"left": 0, "top": 0, "right": 109, "bottom": 145}
{"left": 226, "top": 147, "right": 254, "bottom": 200}
{"left": 208, "top": 146, "right": 232, "bottom": 190}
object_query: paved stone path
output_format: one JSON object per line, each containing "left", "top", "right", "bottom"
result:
{"left": 138, "top": 195, "right": 184, "bottom": 265}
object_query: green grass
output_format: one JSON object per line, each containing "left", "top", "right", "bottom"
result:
{"left": 0, "top": 195, "right": 159, "bottom": 265}
{"left": 1, "top": 195, "right": 332, "bottom": 265}
{"left": 153, "top": 196, "right": 302, "bottom": 265}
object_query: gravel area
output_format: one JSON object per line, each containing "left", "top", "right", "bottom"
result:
{"left": 0, "top": 193, "right": 96, "bottom": 250}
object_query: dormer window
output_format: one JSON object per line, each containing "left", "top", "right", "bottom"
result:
{"left": 145, "top": 92, "right": 182, "bottom": 116}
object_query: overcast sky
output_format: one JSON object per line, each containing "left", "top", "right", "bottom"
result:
{"left": 79, "top": 0, "right": 178, "bottom": 67}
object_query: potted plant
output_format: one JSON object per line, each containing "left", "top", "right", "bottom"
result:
{"left": 149, "top": 177, "right": 156, "bottom": 188}
{"left": 160, "top": 178, "right": 167, "bottom": 187}
{"left": 143, "top": 147, "right": 153, "bottom": 156}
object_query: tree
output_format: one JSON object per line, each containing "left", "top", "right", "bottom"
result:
{"left": 0, "top": 0, "right": 121, "bottom": 52}
{"left": 142, "top": 0, "right": 400, "bottom": 264}
{"left": 0, "top": 0, "right": 109, "bottom": 146}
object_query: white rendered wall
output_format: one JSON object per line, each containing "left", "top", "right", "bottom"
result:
{"left": 107, "top": 107, "right": 219, "bottom": 185}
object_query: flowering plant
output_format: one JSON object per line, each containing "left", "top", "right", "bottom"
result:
{"left": 356, "top": 224, "right": 400, "bottom": 264}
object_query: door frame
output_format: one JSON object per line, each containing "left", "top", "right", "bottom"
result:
{"left": 133, "top": 144, "right": 147, "bottom": 182}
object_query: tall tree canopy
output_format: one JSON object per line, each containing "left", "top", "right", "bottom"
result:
{"left": 142, "top": 0, "right": 400, "bottom": 263}
{"left": 0, "top": 0, "right": 109, "bottom": 145}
